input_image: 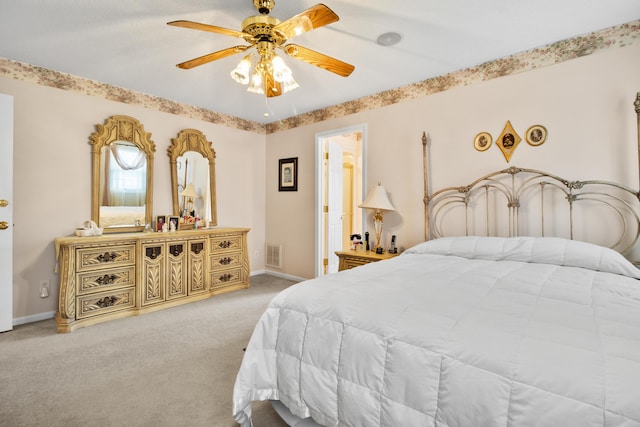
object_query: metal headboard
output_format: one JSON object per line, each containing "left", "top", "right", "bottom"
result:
{"left": 422, "top": 92, "right": 640, "bottom": 261}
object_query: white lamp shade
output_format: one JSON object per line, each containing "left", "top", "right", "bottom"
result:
{"left": 180, "top": 183, "right": 200, "bottom": 199}
{"left": 359, "top": 184, "right": 395, "bottom": 211}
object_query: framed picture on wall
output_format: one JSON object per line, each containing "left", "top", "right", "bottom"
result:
{"left": 526, "top": 125, "right": 547, "bottom": 146}
{"left": 279, "top": 157, "right": 298, "bottom": 191}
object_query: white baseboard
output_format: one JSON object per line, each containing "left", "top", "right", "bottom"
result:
{"left": 263, "top": 270, "right": 308, "bottom": 283}
{"left": 13, "top": 311, "right": 55, "bottom": 326}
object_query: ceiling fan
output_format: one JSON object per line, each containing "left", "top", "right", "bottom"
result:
{"left": 167, "top": 0, "right": 355, "bottom": 97}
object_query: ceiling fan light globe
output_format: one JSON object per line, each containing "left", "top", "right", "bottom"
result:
{"left": 270, "top": 55, "right": 291, "bottom": 81}
{"left": 282, "top": 76, "right": 299, "bottom": 93}
{"left": 230, "top": 55, "right": 252, "bottom": 85}
{"left": 247, "top": 71, "right": 264, "bottom": 94}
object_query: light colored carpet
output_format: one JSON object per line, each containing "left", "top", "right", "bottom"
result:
{"left": 0, "top": 274, "right": 296, "bottom": 427}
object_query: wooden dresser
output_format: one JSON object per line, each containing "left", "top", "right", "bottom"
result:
{"left": 55, "top": 227, "right": 249, "bottom": 332}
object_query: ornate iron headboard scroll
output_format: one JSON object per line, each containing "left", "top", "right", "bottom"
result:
{"left": 423, "top": 92, "right": 640, "bottom": 262}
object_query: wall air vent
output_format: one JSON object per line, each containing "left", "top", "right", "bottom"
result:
{"left": 265, "top": 243, "right": 282, "bottom": 268}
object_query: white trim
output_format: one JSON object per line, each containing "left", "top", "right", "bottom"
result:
{"left": 263, "top": 270, "right": 307, "bottom": 283}
{"left": 250, "top": 269, "right": 266, "bottom": 276}
{"left": 314, "top": 124, "right": 367, "bottom": 278}
{"left": 13, "top": 311, "right": 56, "bottom": 327}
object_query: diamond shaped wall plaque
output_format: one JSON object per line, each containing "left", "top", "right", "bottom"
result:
{"left": 496, "top": 120, "right": 521, "bottom": 162}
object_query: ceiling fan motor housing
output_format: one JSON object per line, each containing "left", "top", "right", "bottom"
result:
{"left": 242, "top": 15, "right": 285, "bottom": 45}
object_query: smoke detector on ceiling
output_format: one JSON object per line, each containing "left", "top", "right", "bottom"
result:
{"left": 376, "top": 32, "right": 402, "bottom": 46}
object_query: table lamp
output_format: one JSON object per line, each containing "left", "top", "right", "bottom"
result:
{"left": 180, "top": 183, "right": 200, "bottom": 216}
{"left": 359, "top": 183, "right": 396, "bottom": 252}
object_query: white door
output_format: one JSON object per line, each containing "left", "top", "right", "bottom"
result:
{"left": 326, "top": 141, "right": 343, "bottom": 274}
{"left": 0, "top": 94, "right": 13, "bottom": 332}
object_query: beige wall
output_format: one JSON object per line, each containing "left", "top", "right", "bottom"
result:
{"left": 265, "top": 44, "right": 640, "bottom": 279}
{"left": 0, "top": 77, "right": 266, "bottom": 323}
{"left": 2, "top": 42, "right": 639, "bottom": 323}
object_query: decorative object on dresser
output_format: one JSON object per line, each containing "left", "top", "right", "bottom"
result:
{"left": 168, "top": 129, "right": 217, "bottom": 227}
{"left": 90, "top": 115, "right": 155, "bottom": 233}
{"left": 55, "top": 228, "right": 250, "bottom": 332}
{"left": 358, "top": 183, "right": 396, "bottom": 253}
{"left": 335, "top": 249, "right": 399, "bottom": 271}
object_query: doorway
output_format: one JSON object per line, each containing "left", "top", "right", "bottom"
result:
{"left": 315, "top": 125, "right": 366, "bottom": 277}
{"left": 0, "top": 94, "right": 13, "bottom": 332}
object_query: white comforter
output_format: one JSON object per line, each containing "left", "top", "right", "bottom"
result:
{"left": 233, "top": 237, "right": 640, "bottom": 426}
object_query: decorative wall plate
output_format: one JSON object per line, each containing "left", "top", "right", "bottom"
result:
{"left": 496, "top": 120, "right": 521, "bottom": 162}
{"left": 474, "top": 132, "right": 492, "bottom": 151}
{"left": 526, "top": 125, "right": 547, "bottom": 146}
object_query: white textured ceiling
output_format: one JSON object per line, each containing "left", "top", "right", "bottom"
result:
{"left": 0, "top": 0, "right": 638, "bottom": 124}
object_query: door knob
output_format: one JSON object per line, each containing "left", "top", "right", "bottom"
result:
{"left": 0, "top": 200, "right": 7, "bottom": 207}
{"left": 0, "top": 222, "right": 8, "bottom": 230}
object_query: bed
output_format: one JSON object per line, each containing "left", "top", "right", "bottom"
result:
{"left": 233, "top": 94, "right": 640, "bottom": 427}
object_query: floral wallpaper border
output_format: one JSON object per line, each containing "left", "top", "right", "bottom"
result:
{"left": 0, "top": 20, "right": 638, "bottom": 135}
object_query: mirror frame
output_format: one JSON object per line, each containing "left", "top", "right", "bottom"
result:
{"left": 168, "top": 129, "right": 217, "bottom": 226}
{"left": 89, "top": 115, "right": 155, "bottom": 233}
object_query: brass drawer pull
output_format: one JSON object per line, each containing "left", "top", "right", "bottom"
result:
{"left": 169, "top": 244, "right": 184, "bottom": 257}
{"left": 145, "top": 246, "right": 162, "bottom": 260}
{"left": 218, "top": 240, "right": 232, "bottom": 249}
{"left": 96, "top": 274, "right": 117, "bottom": 285}
{"left": 95, "top": 296, "right": 118, "bottom": 308}
{"left": 219, "top": 273, "right": 234, "bottom": 282}
{"left": 97, "top": 252, "right": 117, "bottom": 263}
{"left": 219, "top": 257, "right": 232, "bottom": 265}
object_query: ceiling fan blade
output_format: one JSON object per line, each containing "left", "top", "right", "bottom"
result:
{"left": 274, "top": 4, "right": 339, "bottom": 40}
{"left": 264, "top": 72, "right": 283, "bottom": 98}
{"left": 167, "top": 20, "right": 248, "bottom": 39}
{"left": 283, "top": 44, "right": 354, "bottom": 77}
{"left": 176, "top": 45, "right": 249, "bottom": 69}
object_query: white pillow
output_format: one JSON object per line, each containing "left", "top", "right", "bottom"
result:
{"left": 405, "top": 236, "right": 640, "bottom": 279}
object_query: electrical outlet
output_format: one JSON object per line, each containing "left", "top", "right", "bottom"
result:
{"left": 254, "top": 250, "right": 259, "bottom": 260}
{"left": 40, "top": 280, "right": 50, "bottom": 298}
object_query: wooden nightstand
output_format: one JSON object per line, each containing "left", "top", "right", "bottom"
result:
{"left": 336, "top": 250, "right": 399, "bottom": 271}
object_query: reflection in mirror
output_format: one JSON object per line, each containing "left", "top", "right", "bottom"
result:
{"left": 169, "top": 129, "right": 217, "bottom": 227}
{"left": 176, "top": 152, "right": 209, "bottom": 219}
{"left": 98, "top": 142, "right": 147, "bottom": 227}
{"left": 90, "top": 115, "right": 155, "bottom": 233}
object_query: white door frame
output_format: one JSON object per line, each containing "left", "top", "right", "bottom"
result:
{"left": 0, "top": 94, "right": 13, "bottom": 332}
{"left": 314, "top": 124, "right": 367, "bottom": 277}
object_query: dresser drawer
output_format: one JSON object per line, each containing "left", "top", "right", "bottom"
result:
{"left": 210, "top": 235, "right": 243, "bottom": 253}
{"left": 76, "top": 244, "right": 136, "bottom": 271}
{"left": 210, "top": 267, "right": 243, "bottom": 290}
{"left": 342, "top": 257, "right": 370, "bottom": 270}
{"left": 76, "top": 266, "right": 136, "bottom": 295}
{"left": 210, "top": 252, "right": 242, "bottom": 271}
{"left": 76, "top": 287, "right": 136, "bottom": 319}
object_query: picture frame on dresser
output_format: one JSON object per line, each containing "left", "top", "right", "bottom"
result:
{"left": 155, "top": 215, "right": 166, "bottom": 232}
{"left": 278, "top": 157, "right": 298, "bottom": 192}
{"left": 168, "top": 215, "right": 179, "bottom": 231}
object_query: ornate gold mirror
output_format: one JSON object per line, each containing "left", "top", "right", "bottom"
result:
{"left": 90, "top": 115, "right": 155, "bottom": 233}
{"left": 168, "top": 129, "right": 217, "bottom": 227}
